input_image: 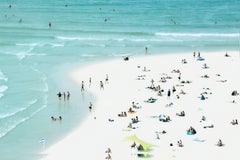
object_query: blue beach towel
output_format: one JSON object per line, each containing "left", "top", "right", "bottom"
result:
{"left": 187, "top": 132, "right": 196, "bottom": 135}
{"left": 193, "top": 138, "right": 205, "bottom": 142}
{"left": 197, "top": 57, "right": 205, "bottom": 61}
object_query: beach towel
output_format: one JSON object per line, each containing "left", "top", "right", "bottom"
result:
{"left": 197, "top": 57, "right": 205, "bottom": 61}
{"left": 187, "top": 132, "right": 196, "bottom": 135}
{"left": 193, "top": 138, "right": 205, "bottom": 142}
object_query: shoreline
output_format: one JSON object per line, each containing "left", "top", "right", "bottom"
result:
{"left": 40, "top": 51, "right": 240, "bottom": 160}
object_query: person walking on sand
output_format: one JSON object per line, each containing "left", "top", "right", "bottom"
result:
{"left": 100, "top": 81, "right": 104, "bottom": 90}
{"left": 89, "top": 102, "right": 93, "bottom": 111}
{"left": 105, "top": 74, "right": 109, "bottom": 84}
{"left": 172, "top": 86, "right": 176, "bottom": 94}
{"left": 178, "top": 72, "right": 181, "bottom": 81}
{"left": 151, "top": 79, "right": 155, "bottom": 88}
{"left": 89, "top": 77, "right": 92, "bottom": 87}
{"left": 193, "top": 52, "right": 196, "bottom": 58}
{"left": 167, "top": 89, "right": 171, "bottom": 98}
{"left": 81, "top": 81, "right": 85, "bottom": 91}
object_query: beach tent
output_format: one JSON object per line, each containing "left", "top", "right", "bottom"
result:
{"left": 231, "top": 90, "right": 239, "bottom": 96}
{"left": 124, "top": 135, "right": 154, "bottom": 151}
{"left": 159, "top": 114, "right": 167, "bottom": 121}
{"left": 200, "top": 94, "right": 206, "bottom": 100}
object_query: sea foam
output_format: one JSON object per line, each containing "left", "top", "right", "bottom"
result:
{"left": 0, "top": 70, "right": 8, "bottom": 81}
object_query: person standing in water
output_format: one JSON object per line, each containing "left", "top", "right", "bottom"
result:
{"left": 81, "top": 81, "right": 85, "bottom": 91}
{"left": 48, "top": 22, "right": 52, "bottom": 27}
{"left": 145, "top": 47, "right": 148, "bottom": 55}
{"left": 57, "top": 92, "right": 62, "bottom": 100}
{"left": 67, "top": 91, "right": 70, "bottom": 100}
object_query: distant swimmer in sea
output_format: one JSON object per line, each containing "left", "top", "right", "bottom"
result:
{"left": 18, "top": 19, "right": 22, "bottom": 23}
{"left": 9, "top": 4, "right": 12, "bottom": 8}
{"left": 145, "top": 47, "right": 148, "bottom": 55}
{"left": 48, "top": 22, "right": 51, "bottom": 27}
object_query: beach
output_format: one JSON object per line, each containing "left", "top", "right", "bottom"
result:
{"left": 40, "top": 51, "right": 240, "bottom": 160}
{"left": 1, "top": 0, "right": 240, "bottom": 159}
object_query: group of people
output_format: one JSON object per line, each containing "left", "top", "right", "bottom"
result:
{"left": 51, "top": 116, "right": 62, "bottom": 121}
{"left": 118, "top": 111, "right": 127, "bottom": 117}
{"left": 105, "top": 147, "right": 112, "bottom": 160}
{"left": 193, "top": 51, "right": 201, "bottom": 59}
{"left": 177, "top": 140, "right": 183, "bottom": 147}
{"left": 131, "top": 116, "right": 139, "bottom": 124}
{"left": 57, "top": 91, "right": 70, "bottom": 101}
{"left": 82, "top": 74, "right": 109, "bottom": 91}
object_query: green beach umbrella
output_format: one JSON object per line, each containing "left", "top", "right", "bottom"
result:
{"left": 124, "top": 135, "right": 155, "bottom": 151}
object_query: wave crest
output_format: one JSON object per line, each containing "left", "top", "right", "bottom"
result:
{"left": 155, "top": 32, "right": 239, "bottom": 37}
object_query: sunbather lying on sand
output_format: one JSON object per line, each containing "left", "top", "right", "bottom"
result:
{"left": 105, "top": 153, "right": 112, "bottom": 160}
{"left": 171, "top": 69, "right": 181, "bottom": 73}
{"left": 128, "top": 107, "right": 135, "bottom": 113}
{"left": 217, "top": 80, "right": 227, "bottom": 83}
{"left": 201, "top": 74, "right": 209, "bottom": 78}
{"left": 145, "top": 97, "right": 157, "bottom": 103}
{"left": 131, "top": 141, "right": 136, "bottom": 148}
{"left": 230, "top": 119, "right": 238, "bottom": 125}
{"left": 180, "top": 90, "right": 186, "bottom": 94}
{"left": 176, "top": 111, "right": 185, "bottom": 116}
{"left": 204, "top": 124, "right": 214, "bottom": 128}
{"left": 105, "top": 148, "right": 111, "bottom": 154}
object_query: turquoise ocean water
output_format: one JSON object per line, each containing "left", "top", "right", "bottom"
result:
{"left": 0, "top": 0, "right": 239, "bottom": 159}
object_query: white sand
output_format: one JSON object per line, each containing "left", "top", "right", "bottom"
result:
{"left": 40, "top": 51, "right": 240, "bottom": 160}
